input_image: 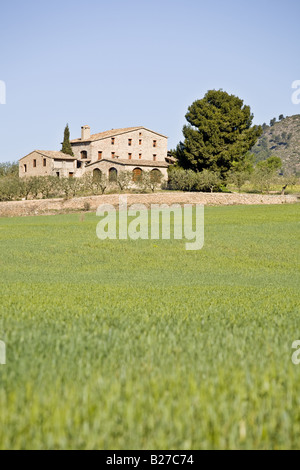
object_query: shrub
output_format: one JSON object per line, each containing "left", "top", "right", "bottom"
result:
{"left": 167, "top": 168, "right": 197, "bottom": 191}
{"left": 227, "top": 170, "right": 250, "bottom": 193}
{"left": 0, "top": 162, "right": 19, "bottom": 177}
{"left": 83, "top": 201, "right": 91, "bottom": 211}
{"left": 195, "top": 170, "right": 222, "bottom": 193}
{"left": 136, "top": 170, "right": 163, "bottom": 193}
{"left": 117, "top": 171, "right": 133, "bottom": 192}
{"left": 0, "top": 176, "right": 20, "bottom": 201}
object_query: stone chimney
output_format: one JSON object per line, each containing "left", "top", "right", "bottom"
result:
{"left": 81, "top": 125, "right": 91, "bottom": 140}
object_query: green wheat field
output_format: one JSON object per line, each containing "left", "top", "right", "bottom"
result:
{"left": 0, "top": 203, "right": 299, "bottom": 450}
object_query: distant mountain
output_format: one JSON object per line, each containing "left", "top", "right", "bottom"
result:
{"left": 251, "top": 114, "right": 300, "bottom": 175}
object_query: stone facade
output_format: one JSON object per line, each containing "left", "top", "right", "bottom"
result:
{"left": 19, "top": 126, "right": 170, "bottom": 181}
{"left": 71, "top": 126, "right": 168, "bottom": 163}
{"left": 19, "top": 151, "right": 77, "bottom": 178}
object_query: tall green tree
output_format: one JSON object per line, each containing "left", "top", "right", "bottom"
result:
{"left": 176, "top": 90, "right": 262, "bottom": 176}
{"left": 61, "top": 124, "right": 74, "bottom": 156}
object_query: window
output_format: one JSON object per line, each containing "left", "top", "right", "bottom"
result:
{"left": 56, "top": 172, "right": 60, "bottom": 178}
{"left": 111, "top": 152, "right": 115, "bottom": 158}
{"left": 109, "top": 167, "right": 118, "bottom": 182}
{"left": 139, "top": 132, "right": 142, "bottom": 136}
{"left": 128, "top": 153, "right": 132, "bottom": 160}
{"left": 139, "top": 153, "right": 142, "bottom": 159}
{"left": 24, "top": 164, "right": 27, "bottom": 173}
{"left": 132, "top": 168, "right": 143, "bottom": 182}
{"left": 153, "top": 155, "right": 157, "bottom": 161}
{"left": 33, "top": 159, "right": 37, "bottom": 168}
{"left": 98, "top": 151, "right": 102, "bottom": 160}
{"left": 128, "top": 139, "right": 132, "bottom": 146}
{"left": 81, "top": 151, "right": 88, "bottom": 159}
{"left": 139, "top": 139, "right": 142, "bottom": 145}
{"left": 43, "top": 159, "right": 47, "bottom": 167}
{"left": 69, "top": 172, "right": 74, "bottom": 178}
{"left": 77, "top": 160, "right": 82, "bottom": 169}
{"left": 111, "top": 137, "right": 115, "bottom": 145}
{"left": 153, "top": 140, "right": 157, "bottom": 148}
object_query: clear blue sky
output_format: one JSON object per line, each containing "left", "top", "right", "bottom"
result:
{"left": 0, "top": 0, "right": 299, "bottom": 162}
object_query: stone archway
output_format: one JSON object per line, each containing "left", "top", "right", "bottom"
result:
{"left": 93, "top": 168, "right": 102, "bottom": 182}
{"left": 109, "top": 167, "right": 118, "bottom": 182}
{"left": 132, "top": 167, "right": 143, "bottom": 182}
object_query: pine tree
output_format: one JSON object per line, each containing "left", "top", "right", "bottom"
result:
{"left": 175, "top": 90, "right": 262, "bottom": 176}
{"left": 61, "top": 124, "right": 74, "bottom": 156}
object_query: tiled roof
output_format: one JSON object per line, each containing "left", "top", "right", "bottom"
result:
{"left": 36, "top": 150, "right": 77, "bottom": 160}
{"left": 19, "top": 150, "right": 77, "bottom": 162}
{"left": 70, "top": 127, "right": 167, "bottom": 143}
{"left": 86, "top": 158, "right": 169, "bottom": 168}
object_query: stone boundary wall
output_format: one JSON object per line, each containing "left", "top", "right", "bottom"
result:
{"left": 0, "top": 192, "right": 298, "bottom": 218}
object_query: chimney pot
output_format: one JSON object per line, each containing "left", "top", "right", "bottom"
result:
{"left": 81, "top": 125, "right": 91, "bottom": 140}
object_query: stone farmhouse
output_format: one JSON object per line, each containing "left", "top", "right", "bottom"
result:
{"left": 19, "top": 126, "right": 172, "bottom": 183}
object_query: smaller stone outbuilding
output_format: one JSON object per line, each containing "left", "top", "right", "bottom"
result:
{"left": 19, "top": 150, "right": 78, "bottom": 178}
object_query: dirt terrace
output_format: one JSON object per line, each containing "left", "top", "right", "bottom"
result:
{"left": 0, "top": 192, "right": 298, "bottom": 218}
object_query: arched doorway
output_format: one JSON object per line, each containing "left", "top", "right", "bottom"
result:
{"left": 132, "top": 167, "right": 143, "bottom": 182}
{"left": 93, "top": 168, "right": 102, "bottom": 182}
{"left": 109, "top": 167, "right": 118, "bottom": 182}
{"left": 150, "top": 169, "right": 162, "bottom": 183}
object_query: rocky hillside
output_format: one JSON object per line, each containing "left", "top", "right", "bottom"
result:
{"left": 251, "top": 114, "right": 300, "bottom": 175}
